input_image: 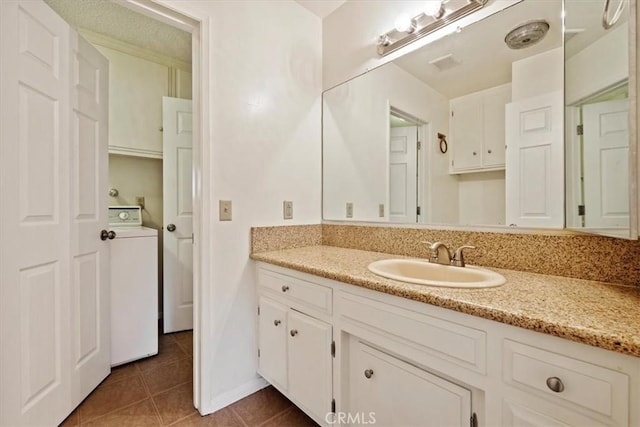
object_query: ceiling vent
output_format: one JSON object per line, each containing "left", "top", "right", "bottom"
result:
{"left": 428, "top": 54, "right": 461, "bottom": 71}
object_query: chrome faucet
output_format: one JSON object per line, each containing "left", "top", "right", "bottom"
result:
{"left": 422, "top": 242, "right": 476, "bottom": 267}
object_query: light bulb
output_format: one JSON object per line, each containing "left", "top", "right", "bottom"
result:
{"left": 394, "top": 14, "right": 414, "bottom": 32}
{"left": 424, "top": 0, "right": 444, "bottom": 18}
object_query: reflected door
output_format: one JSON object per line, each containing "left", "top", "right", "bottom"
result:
{"left": 389, "top": 126, "right": 418, "bottom": 223}
{"left": 163, "top": 96, "right": 193, "bottom": 333}
{"left": 583, "top": 99, "right": 629, "bottom": 230}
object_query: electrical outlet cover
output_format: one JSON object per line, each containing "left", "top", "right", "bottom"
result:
{"left": 283, "top": 201, "right": 293, "bottom": 220}
{"left": 219, "top": 200, "right": 232, "bottom": 221}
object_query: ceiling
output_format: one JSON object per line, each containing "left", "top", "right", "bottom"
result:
{"left": 296, "top": 0, "right": 346, "bottom": 19}
{"left": 44, "top": 0, "right": 192, "bottom": 63}
{"left": 394, "top": 1, "right": 563, "bottom": 99}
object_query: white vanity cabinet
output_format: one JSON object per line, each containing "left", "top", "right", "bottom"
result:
{"left": 255, "top": 263, "right": 640, "bottom": 427}
{"left": 449, "top": 84, "right": 511, "bottom": 173}
{"left": 257, "top": 269, "right": 334, "bottom": 425}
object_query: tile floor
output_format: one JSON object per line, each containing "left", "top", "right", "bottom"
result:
{"left": 59, "top": 330, "right": 317, "bottom": 426}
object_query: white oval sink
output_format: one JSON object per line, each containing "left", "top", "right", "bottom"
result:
{"left": 368, "top": 259, "right": 506, "bottom": 288}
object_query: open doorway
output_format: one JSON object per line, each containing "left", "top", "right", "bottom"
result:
{"left": 388, "top": 107, "right": 428, "bottom": 223}
{"left": 42, "top": 0, "right": 202, "bottom": 418}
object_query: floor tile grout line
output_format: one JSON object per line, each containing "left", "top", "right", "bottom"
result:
{"left": 149, "top": 379, "right": 193, "bottom": 398}
{"left": 165, "top": 408, "right": 198, "bottom": 427}
{"left": 77, "top": 391, "right": 152, "bottom": 425}
{"left": 137, "top": 363, "right": 166, "bottom": 426}
{"left": 229, "top": 406, "right": 251, "bottom": 427}
{"left": 256, "top": 404, "right": 295, "bottom": 427}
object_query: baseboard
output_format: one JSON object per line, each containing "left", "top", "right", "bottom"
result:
{"left": 198, "top": 376, "right": 269, "bottom": 416}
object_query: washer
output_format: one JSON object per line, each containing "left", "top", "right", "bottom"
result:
{"left": 109, "top": 206, "right": 158, "bottom": 366}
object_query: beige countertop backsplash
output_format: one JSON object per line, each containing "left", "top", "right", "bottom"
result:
{"left": 250, "top": 224, "right": 640, "bottom": 357}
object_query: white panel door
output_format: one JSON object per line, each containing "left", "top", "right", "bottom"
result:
{"left": 389, "top": 126, "right": 418, "bottom": 223}
{"left": 583, "top": 99, "right": 629, "bottom": 230}
{"left": 505, "top": 91, "right": 564, "bottom": 228}
{"left": 69, "top": 34, "right": 111, "bottom": 403}
{"left": 163, "top": 96, "right": 194, "bottom": 333}
{"left": 1, "top": 1, "right": 109, "bottom": 425}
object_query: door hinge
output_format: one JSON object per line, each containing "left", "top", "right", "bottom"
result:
{"left": 417, "top": 141, "right": 422, "bottom": 150}
{"left": 577, "top": 124, "right": 584, "bottom": 136}
{"left": 578, "top": 204, "right": 585, "bottom": 216}
{"left": 331, "top": 340, "right": 335, "bottom": 357}
{"left": 470, "top": 412, "right": 478, "bottom": 427}
{"left": 257, "top": 306, "right": 260, "bottom": 316}
{"left": 451, "top": 111, "right": 454, "bottom": 117}
{"left": 417, "top": 206, "right": 421, "bottom": 215}
{"left": 451, "top": 160, "right": 454, "bottom": 167}
{"left": 258, "top": 349, "right": 260, "bottom": 358}
{"left": 192, "top": 233, "right": 194, "bottom": 244}
{"left": 331, "top": 398, "right": 336, "bottom": 413}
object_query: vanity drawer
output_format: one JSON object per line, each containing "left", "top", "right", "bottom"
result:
{"left": 503, "top": 339, "right": 629, "bottom": 423}
{"left": 258, "top": 269, "right": 332, "bottom": 314}
{"left": 338, "top": 292, "right": 486, "bottom": 374}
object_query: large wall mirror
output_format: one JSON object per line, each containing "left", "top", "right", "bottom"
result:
{"left": 322, "top": 0, "right": 638, "bottom": 239}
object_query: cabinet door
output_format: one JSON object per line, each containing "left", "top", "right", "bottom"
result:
{"left": 450, "top": 98, "right": 483, "bottom": 171}
{"left": 96, "top": 45, "right": 169, "bottom": 158}
{"left": 288, "top": 310, "right": 333, "bottom": 422}
{"left": 482, "top": 87, "right": 510, "bottom": 168}
{"left": 349, "top": 340, "right": 471, "bottom": 427}
{"left": 258, "top": 297, "right": 288, "bottom": 390}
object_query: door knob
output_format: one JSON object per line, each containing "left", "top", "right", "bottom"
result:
{"left": 101, "top": 230, "right": 116, "bottom": 241}
{"left": 273, "top": 320, "right": 281, "bottom": 326}
{"left": 364, "top": 369, "right": 374, "bottom": 379}
{"left": 290, "top": 329, "right": 298, "bottom": 337}
{"left": 167, "top": 224, "right": 176, "bottom": 232}
{"left": 546, "top": 377, "right": 564, "bottom": 393}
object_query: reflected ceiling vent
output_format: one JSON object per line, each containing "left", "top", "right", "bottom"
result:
{"left": 504, "top": 20, "right": 550, "bottom": 49}
{"left": 428, "top": 53, "right": 461, "bottom": 71}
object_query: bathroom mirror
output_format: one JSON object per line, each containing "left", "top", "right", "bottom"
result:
{"left": 564, "top": 0, "right": 637, "bottom": 239}
{"left": 322, "top": 0, "right": 637, "bottom": 238}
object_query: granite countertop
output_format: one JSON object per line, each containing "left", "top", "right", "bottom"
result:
{"left": 250, "top": 245, "right": 640, "bottom": 358}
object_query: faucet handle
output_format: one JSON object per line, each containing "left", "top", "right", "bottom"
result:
{"left": 452, "top": 245, "right": 476, "bottom": 267}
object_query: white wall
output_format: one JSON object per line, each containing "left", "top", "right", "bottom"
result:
{"left": 512, "top": 47, "right": 563, "bottom": 102}
{"left": 458, "top": 171, "right": 506, "bottom": 226}
{"left": 323, "top": 62, "right": 457, "bottom": 223}
{"left": 156, "top": 0, "right": 322, "bottom": 414}
{"left": 566, "top": 23, "right": 628, "bottom": 105}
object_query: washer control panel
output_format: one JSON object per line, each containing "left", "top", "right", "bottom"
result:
{"left": 109, "top": 206, "right": 142, "bottom": 227}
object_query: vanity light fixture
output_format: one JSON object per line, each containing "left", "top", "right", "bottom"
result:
{"left": 377, "top": 0, "right": 488, "bottom": 56}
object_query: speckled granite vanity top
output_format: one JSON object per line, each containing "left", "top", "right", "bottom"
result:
{"left": 251, "top": 245, "right": 640, "bottom": 358}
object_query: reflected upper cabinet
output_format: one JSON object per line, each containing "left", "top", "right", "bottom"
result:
{"left": 321, "top": 0, "right": 637, "bottom": 240}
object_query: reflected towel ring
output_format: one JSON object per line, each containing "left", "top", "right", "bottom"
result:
{"left": 438, "top": 133, "right": 448, "bottom": 154}
{"left": 602, "top": 0, "right": 625, "bottom": 29}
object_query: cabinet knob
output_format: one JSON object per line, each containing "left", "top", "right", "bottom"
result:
{"left": 281, "top": 285, "right": 289, "bottom": 292}
{"left": 487, "top": 149, "right": 492, "bottom": 154}
{"left": 290, "top": 329, "right": 298, "bottom": 337}
{"left": 364, "top": 369, "right": 374, "bottom": 379}
{"left": 546, "top": 377, "right": 564, "bottom": 393}
{"left": 273, "top": 320, "right": 281, "bottom": 326}
{"left": 472, "top": 151, "right": 477, "bottom": 156}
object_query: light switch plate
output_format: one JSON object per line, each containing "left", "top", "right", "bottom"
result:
{"left": 219, "top": 200, "right": 232, "bottom": 221}
{"left": 346, "top": 202, "right": 353, "bottom": 218}
{"left": 283, "top": 201, "right": 293, "bottom": 220}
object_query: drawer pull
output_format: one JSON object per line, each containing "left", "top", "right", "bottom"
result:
{"left": 546, "top": 376, "right": 565, "bottom": 393}
{"left": 281, "top": 285, "right": 289, "bottom": 292}
{"left": 364, "top": 369, "right": 374, "bottom": 379}
{"left": 290, "top": 329, "right": 298, "bottom": 337}
{"left": 273, "top": 320, "right": 281, "bottom": 326}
